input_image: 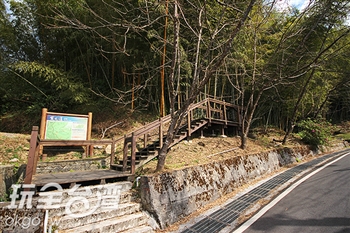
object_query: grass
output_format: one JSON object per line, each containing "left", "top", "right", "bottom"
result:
{"left": 335, "top": 133, "right": 350, "bottom": 141}
{"left": 0, "top": 133, "right": 30, "bottom": 165}
{"left": 0, "top": 119, "right": 347, "bottom": 178}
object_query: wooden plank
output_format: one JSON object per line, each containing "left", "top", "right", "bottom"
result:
{"left": 208, "top": 118, "right": 239, "bottom": 126}
{"left": 39, "top": 139, "right": 114, "bottom": 146}
{"left": 46, "top": 111, "right": 90, "bottom": 118}
{"left": 32, "top": 170, "right": 131, "bottom": 186}
{"left": 208, "top": 98, "right": 237, "bottom": 107}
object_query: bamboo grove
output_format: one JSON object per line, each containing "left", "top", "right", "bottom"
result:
{"left": 1, "top": 0, "right": 350, "bottom": 168}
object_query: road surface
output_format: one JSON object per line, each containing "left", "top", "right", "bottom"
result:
{"left": 234, "top": 152, "right": 350, "bottom": 233}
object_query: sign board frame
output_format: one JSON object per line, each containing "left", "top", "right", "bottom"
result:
{"left": 40, "top": 108, "right": 92, "bottom": 141}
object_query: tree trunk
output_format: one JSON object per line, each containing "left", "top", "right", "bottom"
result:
{"left": 156, "top": 132, "right": 173, "bottom": 171}
{"left": 240, "top": 133, "right": 248, "bottom": 149}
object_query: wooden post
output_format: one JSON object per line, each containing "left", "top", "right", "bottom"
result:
{"left": 123, "top": 135, "right": 128, "bottom": 172}
{"left": 144, "top": 134, "right": 148, "bottom": 148}
{"left": 82, "top": 149, "right": 86, "bottom": 159}
{"left": 221, "top": 125, "right": 225, "bottom": 137}
{"left": 223, "top": 101, "right": 227, "bottom": 125}
{"left": 207, "top": 99, "right": 212, "bottom": 124}
{"left": 39, "top": 108, "right": 47, "bottom": 155}
{"left": 39, "top": 108, "right": 47, "bottom": 138}
{"left": 159, "top": 118, "right": 163, "bottom": 148}
{"left": 110, "top": 138, "right": 115, "bottom": 168}
{"left": 187, "top": 110, "right": 191, "bottom": 138}
{"left": 24, "top": 126, "right": 39, "bottom": 184}
{"left": 131, "top": 132, "right": 136, "bottom": 174}
{"left": 87, "top": 112, "right": 93, "bottom": 157}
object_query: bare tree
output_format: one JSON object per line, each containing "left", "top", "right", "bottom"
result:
{"left": 156, "top": 0, "right": 257, "bottom": 171}
{"left": 223, "top": 0, "right": 350, "bottom": 148}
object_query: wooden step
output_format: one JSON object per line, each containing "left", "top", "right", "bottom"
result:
{"left": 136, "top": 151, "right": 156, "bottom": 156}
{"left": 147, "top": 145, "right": 160, "bottom": 150}
{"left": 119, "top": 160, "right": 141, "bottom": 166}
{"left": 111, "top": 164, "right": 130, "bottom": 171}
{"left": 126, "top": 155, "right": 149, "bottom": 160}
{"left": 32, "top": 170, "right": 132, "bottom": 187}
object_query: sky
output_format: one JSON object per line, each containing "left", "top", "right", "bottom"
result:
{"left": 287, "top": 0, "right": 310, "bottom": 9}
{"left": 275, "top": 0, "right": 312, "bottom": 12}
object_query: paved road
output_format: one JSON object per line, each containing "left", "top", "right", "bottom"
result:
{"left": 235, "top": 153, "right": 350, "bottom": 233}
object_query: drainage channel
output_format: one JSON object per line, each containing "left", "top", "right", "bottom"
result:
{"left": 180, "top": 149, "right": 350, "bottom": 233}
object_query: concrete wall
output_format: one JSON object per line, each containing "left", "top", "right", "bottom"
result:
{"left": 140, "top": 144, "right": 346, "bottom": 228}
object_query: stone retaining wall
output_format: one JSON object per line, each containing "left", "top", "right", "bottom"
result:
{"left": 0, "top": 201, "right": 45, "bottom": 233}
{"left": 140, "top": 143, "right": 347, "bottom": 228}
{"left": 0, "top": 165, "right": 14, "bottom": 201}
{"left": 36, "top": 156, "right": 110, "bottom": 174}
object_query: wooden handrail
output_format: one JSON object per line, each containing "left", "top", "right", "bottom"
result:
{"left": 39, "top": 139, "right": 115, "bottom": 146}
{"left": 24, "top": 128, "right": 123, "bottom": 184}
{"left": 122, "top": 97, "right": 240, "bottom": 148}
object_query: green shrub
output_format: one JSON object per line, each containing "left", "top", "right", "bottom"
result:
{"left": 297, "top": 118, "right": 334, "bottom": 146}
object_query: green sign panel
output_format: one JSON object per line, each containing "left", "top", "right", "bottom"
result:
{"left": 44, "top": 114, "right": 88, "bottom": 140}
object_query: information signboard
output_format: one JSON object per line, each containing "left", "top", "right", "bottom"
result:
{"left": 40, "top": 108, "right": 92, "bottom": 141}
{"left": 45, "top": 115, "right": 88, "bottom": 140}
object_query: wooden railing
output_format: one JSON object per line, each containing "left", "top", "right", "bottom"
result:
{"left": 24, "top": 126, "right": 122, "bottom": 184}
{"left": 120, "top": 98, "right": 241, "bottom": 173}
{"left": 25, "top": 98, "right": 241, "bottom": 184}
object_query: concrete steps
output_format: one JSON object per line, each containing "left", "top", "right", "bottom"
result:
{"left": 121, "top": 225, "right": 154, "bottom": 233}
{"left": 61, "top": 213, "right": 148, "bottom": 233}
{"left": 46, "top": 189, "right": 133, "bottom": 218}
{"left": 40, "top": 181, "right": 155, "bottom": 233}
{"left": 51, "top": 203, "right": 142, "bottom": 230}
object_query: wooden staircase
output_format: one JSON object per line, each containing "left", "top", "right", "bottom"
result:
{"left": 24, "top": 97, "right": 241, "bottom": 187}
{"left": 110, "top": 97, "right": 241, "bottom": 173}
{"left": 111, "top": 119, "right": 209, "bottom": 172}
